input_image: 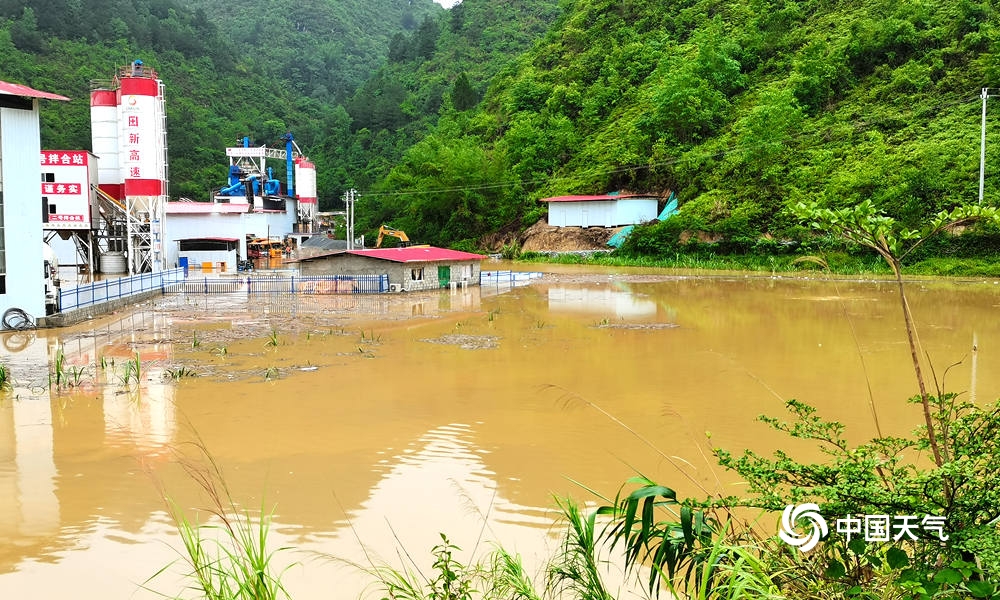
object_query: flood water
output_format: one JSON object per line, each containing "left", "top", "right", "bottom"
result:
{"left": 2, "top": 264, "right": 1000, "bottom": 599}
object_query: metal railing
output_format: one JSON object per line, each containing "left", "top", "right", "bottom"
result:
{"left": 58, "top": 268, "right": 185, "bottom": 312}
{"left": 165, "top": 274, "right": 390, "bottom": 295}
{"left": 480, "top": 270, "right": 544, "bottom": 290}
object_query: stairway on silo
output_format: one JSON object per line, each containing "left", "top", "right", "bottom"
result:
{"left": 92, "top": 186, "right": 129, "bottom": 265}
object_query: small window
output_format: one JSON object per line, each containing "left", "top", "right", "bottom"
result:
{"left": 411, "top": 267, "right": 424, "bottom": 281}
{"left": 42, "top": 172, "right": 55, "bottom": 183}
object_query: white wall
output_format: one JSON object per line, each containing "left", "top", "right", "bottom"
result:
{"left": 615, "top": 198, "right": 658, "bottom": 225}
{"left": 0, "top": 103, "right": 45, "bottom": 318}
{"left": 179, "top": 249, "right": 237, "bottom": 273}
{"left": 548, "top": 198, "right": 658, "bottom": 228}
{"left": 548, "top": 201, "right": 615, "bottom": 227}
{"left": 163, "top": 209, "right": 296, "bottom": 268}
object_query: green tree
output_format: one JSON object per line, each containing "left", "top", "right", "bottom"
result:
{"left": 451, "top": 72, "right": 478, "bottom": 111}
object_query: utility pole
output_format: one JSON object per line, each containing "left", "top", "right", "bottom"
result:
{"left": 344, "top": 188, "right": 358, "bottom": 250}
{"left": 979, "top": 88, "right": 999, "bottom": 204}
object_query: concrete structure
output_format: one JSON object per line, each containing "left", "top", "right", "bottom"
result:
{"left": 0, "top": 80, "right": 69, "bottom": 321}
{"left": 163, "top": 199, "right": 297, "bottom": 268}
{"left": 542, "top": 193, "right": 659, "bottom": 227}
{"left": 90, "top": 61, "right": 168, "bottom": 274}
{"left": 292, "top": 247, "right": 484, "bottom": 292}
{"left": 177, "top": 237, "right": 238, "bottom": 272}
{"left": 293, "top": 156, "right": 318, "bottom": 226}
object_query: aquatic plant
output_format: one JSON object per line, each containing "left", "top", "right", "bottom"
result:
{"left": 49, "top": 348, "right": 86, "bottom": 389}
{"left": 214, "top": 345, "right": 228, "bottom": 357}
{"left": 359, "top": 329, "right": 382, "bottom": 344}
{"left": 192, "top": 331, "right": 201, "bottom": 348}
{"left": 166, "top": 366, "right": 198, "bottom": 380}
{"left": 548, "top": 498, "right": 615, "bottom": 600}
{"left": 51, "top": 348, "right": 67, "bottom": 388}
{"left": 265, "top": 329, "right": 280, "bottom": 348}
{"left": 0, "top": 364, "right": 11, "bottom": 392}
{"left": 263, "top": 366, "right": 278, "bottom": 381}
{"left": 154, "top": 443, "right": 291, "bottom": 600}
{"left": 121, "top": 352, "right": 142, "bottom": 386}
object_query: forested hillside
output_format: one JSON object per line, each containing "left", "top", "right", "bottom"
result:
{"left": 3, "top": 0, "right": 997, "bottom": 255}
{"left": 363, "top": 0, "right": 1000, "bottom": 251}
{"left": 176, "top": 0, "right": 441, "bottom": 102}
{"left": 0, "top": 0, "right": 556, "bottom": 210}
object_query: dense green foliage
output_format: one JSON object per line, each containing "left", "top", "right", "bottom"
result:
{"left": 4, "top": 0, "right": 1000, "bottom": 256}
{"left": 179, "top": 0, "right": 441, "bottom": 103}
{"left": 367, "top": 0, "right": 1000, "bottom": 251}
{"left": 0, "top": 0, "right": 558, "bottom": 214}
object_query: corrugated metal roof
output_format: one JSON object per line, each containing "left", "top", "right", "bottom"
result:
{"left": 349, "top": 247, "right": 485, "bottom": 263}
{"left": 0, "top": 80, "right": 70, "bottom": 101}
{"left": 289, "top": 246, "right": 484, "bottom": 264}
{"left": 540, "top": 194, "right": 657, "bottom": 202}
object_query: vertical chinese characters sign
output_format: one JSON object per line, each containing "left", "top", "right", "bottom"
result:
{"left": 119, "top": 94, "right": 161, "bottom": 196}
{"left": 118, "top": 79, "right": 162, "bottom": 196}
{"left": 40, "top": 151, "right": 92, "bottom": 230}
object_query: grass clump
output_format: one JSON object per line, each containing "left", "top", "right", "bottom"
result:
{"left": 154, "top": 443, "right": 291, "bottom": 600}
{"left": 165, "top": 366, "right": 198, "bottom": 380}
{"left": 120, "top": 352, "right": 142, "bottom": 386}
{"left": 0, "top": 364, "right": 11, "bottom": 392}
{"left": 50, "top": 347, "right": 87, "bottom": 390}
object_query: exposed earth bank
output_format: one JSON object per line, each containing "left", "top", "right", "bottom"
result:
{"left": 517, "top": 218, "right": 622, "bottom": 252}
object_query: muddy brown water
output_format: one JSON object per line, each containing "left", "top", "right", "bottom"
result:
{"left": 2, "top": 264, "right": 1000, "bottom": 599}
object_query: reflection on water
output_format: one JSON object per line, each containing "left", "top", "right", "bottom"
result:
{"left": 548, "top": 284, "right": 661, "bottom": 319}
{"left": 1, "top": 270, "right": 999, "bottom": 599}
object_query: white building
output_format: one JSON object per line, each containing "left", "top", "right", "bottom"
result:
{"left": 163, "top": 199, "right": 298, "bottom": 271}
{"left": 0, "top": 81, "right": 69, "bottom": 322}
{"left": 542, "top": 193, "right": 659, "bottom": 228}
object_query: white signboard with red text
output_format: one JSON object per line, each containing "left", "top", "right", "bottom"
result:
{"left": 40, "top": 150, "right": 98, "bottom": 230}
{"left": 119, "top": 94, "right": 159, "bottom": 187}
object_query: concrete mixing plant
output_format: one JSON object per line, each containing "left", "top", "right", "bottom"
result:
{"left": 90, "top": 60, "right": 168, "bottom": 274}
{"left": 221, "top": 132, "right": 317, "bottom": 227}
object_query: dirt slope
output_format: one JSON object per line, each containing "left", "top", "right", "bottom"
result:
{"left": 518, "top": 219, "right": 621, "bottom": 252}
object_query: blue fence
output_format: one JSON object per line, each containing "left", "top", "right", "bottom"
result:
{"left": 59, "top": 268, "right": 186, "bottom": 312}
{"left": 480, "top": 270, "right": 544, "bottom": 289}
{"left": 165, "top": 273, "right": 390, "bottom": 295}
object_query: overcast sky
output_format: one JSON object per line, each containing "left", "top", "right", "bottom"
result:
{"left": 434, "top": 0, "right": 460, "bottom": 7}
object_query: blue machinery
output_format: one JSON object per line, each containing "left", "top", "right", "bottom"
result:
{"left": 219, "top": 133, "right": 300, "bottom": 199}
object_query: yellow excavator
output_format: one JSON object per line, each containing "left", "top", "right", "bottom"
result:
{"left": 376, "top": 225, "right": 411, "bottom": 248}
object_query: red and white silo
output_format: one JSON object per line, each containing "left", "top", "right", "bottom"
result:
{"left": 90, "top": 89, "right": 121, "bottom": 200}
{"left": 294, "top": 156, "right": 318, "bottom": 226}
{"left": 89, "top": 61, "right": 167, "bottom": 273}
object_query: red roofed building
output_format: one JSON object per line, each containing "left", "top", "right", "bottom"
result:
{"left": 291, "top": 246, "right": 485, "bottom": 292}
{"left": 541, "top": 192, "right": 659, "bottom": 227}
